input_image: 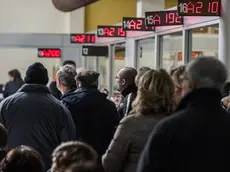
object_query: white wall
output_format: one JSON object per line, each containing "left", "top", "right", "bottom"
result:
{"left": 137, "top": 0, "right": 164, "bottom": 17}
{"left": 0, "top": 0, "right": 85, "bottom": 84}
{"left": 0, "top": 0, "right": 70, "bottom": 33}
{"left": 0, "top": 48, "right": 60, "bottom": 84}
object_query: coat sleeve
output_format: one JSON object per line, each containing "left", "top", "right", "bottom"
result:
{"left": 102, "top": 117, "right": 132, "bottom": 172}
{"left": 0, "top": 99, "right": 8, "bottom": 126}
{"left": 60, "top": 106, "right": 76, "bottom": 142}
{"left": 136, "top": 121, "right": 171, "bottom": 172}
{"left": 3, "top": 83, "right": 9, "bottom": 98}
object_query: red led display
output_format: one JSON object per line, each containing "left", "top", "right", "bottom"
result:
{"left": 97, "top": 26, "right": 126, "bottom": 37}
{"left": 122, "top": 17, "right": 155, "bottom": 31}
{"left": 178, "top": 0, "right": 221, "bottom": 16}
{"left": 145, "top": 10, "right": 183, "bottom": 27}
{"left": 70, "top": 34, "right": 95, "bottom": 44}
{"left": 37, "top": 48, "right": 61, "bottom": 58}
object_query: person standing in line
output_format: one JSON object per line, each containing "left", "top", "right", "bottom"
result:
{"left": 56, "top": 65, "right": 77, "bottom": 97}
{"left": 61, "top": 70, "right": 119, "bottom": 160}
{"left": 3, "top": 69, "right": 24, "bottom": 98}
{"left": 102, "top": 69, "right": 175, "bottom": 172}
{"left": 116, "top": 67, "right": 137, "bottom": 119}
{"left": 137, "top": 57, "right": 230, "bottom": 172}
{"left": 49, "top": 60, "right": 76, "bottom": 99}
{"left": 0, "top": 62, "right": 76, "bottom": 171}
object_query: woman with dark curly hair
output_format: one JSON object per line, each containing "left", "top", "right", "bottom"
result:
{"left": 102, "top": 69, "right": 175, "bottom": 172}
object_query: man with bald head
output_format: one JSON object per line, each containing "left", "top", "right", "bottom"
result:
{"left": 116, "top": 67, "right": 137, "bottom": 119}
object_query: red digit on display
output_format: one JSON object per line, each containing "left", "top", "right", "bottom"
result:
{"left": 209, "top": 2, "right": 219, "bottom": 14}
{"left": 129, "top": 20, "right": 136, "bottom": 29}
{"left": 166, "top": 12, "right": 175, "bottom": 24}
{"left": 196, "top": 2, "right": 203, "bottom": 13}
{"left": 110, "top": 27, "right": 115, "bottom": 36}
{"left": 87, "top": 35, "right": 90, "bottom": 43}
{"left": 56, "top": 50, "right": 60, "bottom": 57}
{"left": 104, "top": 28, "right": 110, "bottom": 36}
{"left": 186, "top": 2, "right": 195, "bottom": 13}
{"left": 153, "top": 14, "right": 161, "bottom": 25}
{"left": 136, "top": 19, "right": 142, "bottom": 30}
{"left": 41, "top": 50, "right": 45, "bottom": 57}
{"left": 176, "top": 15, "right": 182, "bottom": 23}
{"left": 118, "top": 28, "right": 125, "bottom": 36}
{"left": 81, "top": 35, "right": 86, "bottom": 43}
{"left": 92, "top": 35, "right": 95, "bottom": 43}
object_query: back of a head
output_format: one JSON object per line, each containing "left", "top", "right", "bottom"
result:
{"left": 51, "top": 141, "right": 98, "bottom": 172}
{"left": 75, "top": 70, "right": 100, "bottom": 88}
{"left": 172, "top": 65, "right": 186, "bottom": 87}
{"left": 24, "top": 62, "right": 49, "bottom": 85}
{"left": 133, "top": 69, "right": 175, "bottom": 115}
{"left": 63, "top": 60, "right": 76, "bottom": 68}
{"left": 1, "top": 146, "right": 44, "bottom": 172}
{"left": 186, "top": 57, "right": 227, "bottom": 90}
{"left": 57, "top": 65, "right": 77, "bottom": 90}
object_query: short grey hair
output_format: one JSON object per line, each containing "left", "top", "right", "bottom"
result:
{"left": 57, "top": 65, "right": 77, "bottom": 89}
{"left": 186, "top": 57, "right": 228, "bottom": 90}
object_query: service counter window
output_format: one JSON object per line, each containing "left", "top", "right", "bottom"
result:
{"left": 161, "top": 32, "right": 183, "bottom": 72}
{"left": 191, "top": 24, "right": 219, "bottom": 60}
{"left": 86, "top": 56, "right": 96, "bottom": 71}
{"left": 98, "top": 56, "right": 109, "bottom": 90}
{"left": 137, "top": 38, "right": 155, "bottom": 69}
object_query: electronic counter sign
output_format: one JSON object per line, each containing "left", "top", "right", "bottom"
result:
{"left": 37, "top": 48, "right": 61, "bottom": 58}
{"left": 97, "top": 26, "right": 126, "bottom": 37}
{"left": 178, "top": 0, "right": 221, "bottom": 16}
{"left": 82, "top": 46, "right": 108, "bottom": 56}
{"left": 145, "top": 10, "right": 183, "bottom": 27}
{"left": 122, "top": 17, "right": 155, "bottom": 31}
{"left": 70, "top": 34, "right": 96, "bottom": 44}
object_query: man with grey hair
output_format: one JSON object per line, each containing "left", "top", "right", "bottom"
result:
{"left": 56, "top": 65, "right": 77, "bottom": 95}
{"left": 137, "top": 57, "right": 230, "bottom": 172}
{"left": 61, "top": 70, "right": 119, "bottom": 160}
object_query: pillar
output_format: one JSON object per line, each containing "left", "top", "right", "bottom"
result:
{"left": 219, "top": 0, "right": 230, "bottom": 79}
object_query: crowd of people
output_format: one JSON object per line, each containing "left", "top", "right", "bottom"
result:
{"left": 0, "top": 56, "right": 230, "bottom": 172}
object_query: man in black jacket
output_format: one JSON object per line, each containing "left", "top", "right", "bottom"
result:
{"left": 0, "top": 62, "right": 76, "bottom": 171}
{"left": 137, "top": 57, "right": 230, "bottom": 172}
{"left": 61, "top": 70, "right": 119, "bottom": 159}
{"left": 116, "top": 67, "right": 137, "bottom": 119}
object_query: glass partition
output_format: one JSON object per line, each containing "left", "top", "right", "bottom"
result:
{"left": 98, "top": 56, "right": 109, "bottom": 90}
{"left": 191, "top": 24, "right": 219, "bottom": 61}
{"left": 136, "top": 37, "right": 155, "bottom": 69}
{"left": 86, "top": 56, "right": 96, "bottom": 71}
{"left": 161, "top": 32, "right": 183, "bottom": 72}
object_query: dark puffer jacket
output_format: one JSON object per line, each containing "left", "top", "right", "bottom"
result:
{"left": 0, "top": 84, "right": 76, "bottom": 171}
{"left": 61, "top": 87, "right": 119, "bottom": 159}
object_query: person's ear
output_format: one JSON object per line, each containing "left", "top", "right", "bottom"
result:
{"left": 121, "top": 79, "right": 126, "bottom": 86}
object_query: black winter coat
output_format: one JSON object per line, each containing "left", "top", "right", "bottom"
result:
{"left": 3, "top": 79, "right": 24, "bottom": 98}
{"left": 137, "top": 88, "right": 230, "bottom": 172}
{"left": 0, "top": 84, "right": 76, "bottom": 171}
{"left": 117, "top": 84, "right": 137, "bottom": 120}
{"left": 61, "top": 87, "right": 119, "bottom": 158}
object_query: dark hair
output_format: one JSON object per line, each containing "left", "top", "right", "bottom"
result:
{"left": 51, "top": 141, "right": 98, "bottom": 172}
{"left": 75, "top": 71, "right": 100, "bottom": 87}
{"left": 8, "top": 69, "right": 24, "bottom": 89}
{"left": 63, "top": 61, "right": 76, "bottom": 68}
{"left": 1, "top": 146, "right": 44, "bottom": 172}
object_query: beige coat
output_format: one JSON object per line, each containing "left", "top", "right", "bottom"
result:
{"left": 102, "top": 114, "right": 164, "bottom": 172}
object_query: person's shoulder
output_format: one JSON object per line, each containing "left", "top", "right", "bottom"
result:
{"left": 120, "top": 115, "right": 139, "bottom": 126}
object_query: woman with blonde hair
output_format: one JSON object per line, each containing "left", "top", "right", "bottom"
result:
{"left": 102, "top": 69, "right": 175, "bottom": 172}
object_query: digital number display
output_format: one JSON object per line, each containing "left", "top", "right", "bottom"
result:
{"left": 82, "top": 46, "right": 108, "bottom": 56}
{"left": 70, "top": 34, "right": 96, "bottom": 44}
{"left": 178, "top": 0, "right": 221, "bottom": 16}
{"left": 97, "top": 26, "right": 126, "bottom": 37}
{"left": 145, "top": 10, "right": 183, "bottom": 26}
{"left": 37, "top": 48, "right": 61, "bottom": 58}
{"left": 122, "top": 17, "right": 155, "bottom": 31}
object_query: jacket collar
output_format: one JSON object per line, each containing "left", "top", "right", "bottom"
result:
{"left": 60, "top": 88, "right": 76, "bottom": 99}
{"left": 121, "top": 83, "right": 137, "bottom": 97}
{"left": 175, "top": 88, "right": 222, "bottom": 112}
{"left": 18, "top": 84, "right": 50, "bottom": 94}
